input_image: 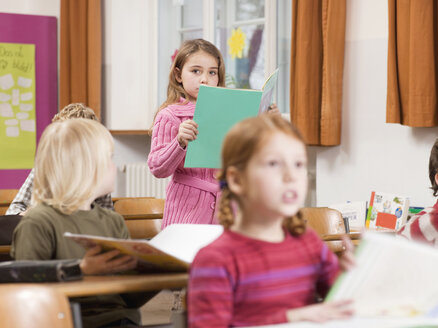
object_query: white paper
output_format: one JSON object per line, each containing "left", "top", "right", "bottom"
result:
{"left": 12, "top": 89, "right": 19, "bottom": 105}
{"left": 0, "top": 74, "right": 14, "bottom": 90}
{"left": 16, "top": 112, "right": 29, "bottom": 120}
{"left": 0, "top": 92, "right": 11, "bottom": 102}
{"left": 328, "top": 232, "right": 438, "bottom": 318}
{"left": 5, "top": 119, "right": 18, "bottom": 126}
{"left": 17, "top": 76, "right": 32, "bottom": 88}
{"left": 20, "top": 92, "right": 32, "bottom": 101}
{"left": 243, "top": 316, "right": 438, "bottom": 328}
{"left": 0, "top": 103, "right": 13, "bottom": 117}
{"left": 6, "top": 126, "right": 19, "bottom": 137}
{"left": 20, "top": 103, "right": 33, "bottom": 112}
{"left": 20, "top": 120, "right": 35, "bottom": 132}
{"left": 149, "top": 224, "right": 224, "bottom": 263}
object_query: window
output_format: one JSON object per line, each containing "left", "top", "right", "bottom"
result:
{"left": 157, "top": 0, "right": 282, "bottom": 109}
{"left": 215, "top": 0, "right": 266, "bottom": 89}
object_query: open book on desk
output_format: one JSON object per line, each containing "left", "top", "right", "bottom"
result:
{"left": 64, "top": 224, "right": 224, "bottom": 273}
{"left": 242, "top": 316, "right": 438, "bottom": 328}
{"left": 326, "top": 232, "right": 438, "bottom": 319}
{"left": 185, "top": 69, "right": 278, "bottom": 169}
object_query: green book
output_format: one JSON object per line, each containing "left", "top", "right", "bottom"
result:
{"left": 184, "top": 69, "right": 278, "bottom": 168}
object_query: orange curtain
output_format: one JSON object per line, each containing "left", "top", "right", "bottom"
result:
{"left": 387, "top": 0, "right": 438, "bottom": 126}
{"left": 60, "top": 0, "right": 102, "bottom": 118}
{"left": 290, "top": 0, "right": 346, "bottom": 146}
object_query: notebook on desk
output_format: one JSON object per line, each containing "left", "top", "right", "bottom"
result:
{"left": 0, "top": 259, "right": 83, "bottom": 283}
{"left": 0, "top": 215, "right": 22, "bottom": 245}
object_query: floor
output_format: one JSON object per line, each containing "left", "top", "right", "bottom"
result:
{"left": 140, "top": 290, "right": 185, "bottom": 328}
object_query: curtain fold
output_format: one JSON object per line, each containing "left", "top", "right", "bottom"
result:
{"left": 290, "top": 0, "right": 346, "bottom": 146}
{"left": 60, "top": 0, "right": 102, "bottom": 118}
{"left": 387, "top": 0, "right": 438, "bottom": 126}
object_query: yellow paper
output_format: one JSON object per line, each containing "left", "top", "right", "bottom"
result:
{"left": 0, "top": 43, "right": 36, "bottom": 169}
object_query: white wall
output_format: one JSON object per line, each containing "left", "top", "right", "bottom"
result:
{"left": 316, "top": 0, "right": 438, "bottom": 208}
{"left": 102, "top": 0, "right": 157, "bottom": 130}
{"left": 0, "top": 0, "right": 59, "bottom": 16}
{"left": 113, "top": 136, "right": 150, "bottom": 197}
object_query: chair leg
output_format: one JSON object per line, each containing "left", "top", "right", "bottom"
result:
{"left": 70, "top": 302, "right": 83, "bottom": 328}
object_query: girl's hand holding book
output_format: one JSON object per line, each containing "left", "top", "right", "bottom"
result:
{"left": 339, "top": 235, "right": 356, "bottom": 272}
{"left": 177, "top": 119, "right": 198, "bottom": 148}
{"left": 80, "top": 245, "right": 137, "bottom": 275}
{"left": 267, "top": 103, "right": 281, "bottom": 116}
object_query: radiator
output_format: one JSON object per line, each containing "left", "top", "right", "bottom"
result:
{"left": 123, "top": 163, "right": 170, "bottom": 198}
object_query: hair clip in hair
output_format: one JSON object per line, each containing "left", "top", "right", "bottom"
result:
{"left": 171, "top": 49, "right": 179, "bottom": 63}
{"left": 219, "top": 180, "right": 228, "bottom": 190}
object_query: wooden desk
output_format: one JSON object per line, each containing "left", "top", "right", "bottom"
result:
{"left": 45, "top": 273, "right": 188, "bottom": 298}
{"left": 123, "top": 213, "right": 163, "bottom": 220}
{"left": 0, "top": 245, "right": 11, "bottom": 254}
{"left": 322, "top": 232, "right": 361, "bottom": 242}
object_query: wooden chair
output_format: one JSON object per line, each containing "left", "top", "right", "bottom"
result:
{"left": 0, "top": 189, "right": 19, "bottom": 215}
{"left": 114, "top": 198, "right": 165, "bottom": 239}
{"left": 300, "top": 207, "right": 360, "bottom": 254}
{"left": 0, "top": 285, "right": 75, "bottom": 327}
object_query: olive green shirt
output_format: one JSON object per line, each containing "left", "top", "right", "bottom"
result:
{"left": 11, "top": 203, "right": 141, "bottom": 328}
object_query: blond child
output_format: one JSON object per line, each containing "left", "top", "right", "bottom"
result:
{"left": 6, "top": 103, "right": 113, "bottom": 215}
{"left": 11, "top": 119, "right": 143, "bottom": 328}
{"left": 188, "top": 115, "right": 354, "bottom": 327}
{"left": 148, "top": 39, "right": 226, "bottom": 228}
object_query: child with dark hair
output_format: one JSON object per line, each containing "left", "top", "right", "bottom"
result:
{"left": 398, "top": 138, "right": 438, "bottom": 245}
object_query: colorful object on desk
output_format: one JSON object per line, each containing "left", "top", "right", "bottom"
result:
{"left": 365, "top": 191, "right": 409, "bottom": 231}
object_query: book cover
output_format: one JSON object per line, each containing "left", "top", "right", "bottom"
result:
{"left": 326, "top": 232, "right": 438, "bottom": 319}
{"left": 365, "top": 191, "right": 409, "bottom": 231}
{"left": 64, "top": 224, "right": 224, "bottom": 273}
{"left": 184, "top": 69, "right": 278, "bottom": 169}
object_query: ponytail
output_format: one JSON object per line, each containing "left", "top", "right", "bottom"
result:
{"left": 217, "top": 184, "right": 235, "bottom": 229}
{"left": 283, "top": 210, "right": 306, "bottom": 236}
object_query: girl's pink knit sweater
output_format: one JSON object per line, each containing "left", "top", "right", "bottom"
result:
{"left": 147, "top": 99, "right": 218, "bottom": 228}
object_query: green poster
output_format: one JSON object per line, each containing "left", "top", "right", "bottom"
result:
{"left": 0, "top": 43, "right": 36, "bottom": 169}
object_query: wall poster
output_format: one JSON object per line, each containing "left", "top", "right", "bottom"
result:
{"left": 0, "top": 42, "right": 36, "bottom": 169}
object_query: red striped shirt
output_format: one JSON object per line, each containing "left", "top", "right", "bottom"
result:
{"left": 188, "top": 228, "right": 339, "bottom": 327}
{"left": 398, "top": 200, "right": 438, "bottom": 246}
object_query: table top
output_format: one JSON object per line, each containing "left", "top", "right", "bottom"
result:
{"left": 122, "top": 213, "right": 163, "bottom": 220}
{"left": 44, "top": 273, "right": 188, "bottom": 298}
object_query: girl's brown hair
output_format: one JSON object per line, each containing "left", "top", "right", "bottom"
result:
{"left": 217, "top": 114, "right": 308, "bottom": 236}
{"left": 157, "top": 39, "right": 225, "bottom": 112}
{"left": 429, "top": 138, "right": 438, "bottom": 196}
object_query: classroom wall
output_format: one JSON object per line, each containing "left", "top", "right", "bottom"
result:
{"left": 5, "top": 1, "right": 438, "bottom": 206}
{"left": 315, "top": 0, "right": 438, "bottom": 208}
{"left": 0, "top": 1, "right": 59, "bottom": 17}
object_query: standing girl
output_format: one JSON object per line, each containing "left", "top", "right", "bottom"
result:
{"left": 148, "top": 39, "right": 225, "bottom": 228}
{"left": 188, "top": 115, "right": 354, "bottom": 327}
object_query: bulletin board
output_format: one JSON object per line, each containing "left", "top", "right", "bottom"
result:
{"left": 0, "top": 13, "right": 57, "bottom": 188}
